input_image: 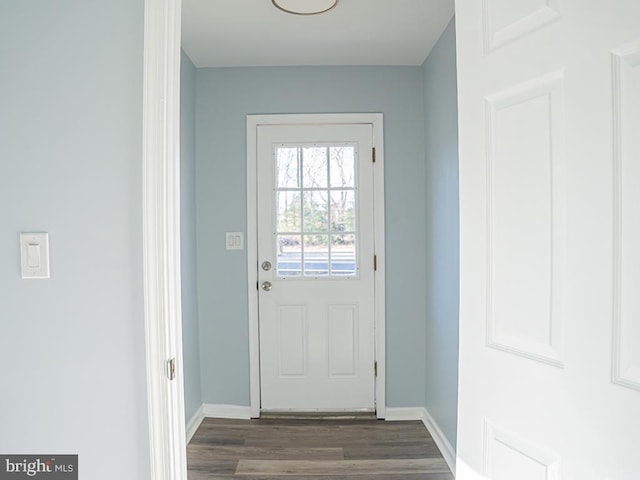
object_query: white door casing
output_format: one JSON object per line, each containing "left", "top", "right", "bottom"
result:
{"left": 455, "top": 1, "right": 640, "bottom": 479}
{"left": 247, "top": 114, "right": 386, "bottom": 417}
{"left": 142, "top": 1, "right": 187, "bottom": 479}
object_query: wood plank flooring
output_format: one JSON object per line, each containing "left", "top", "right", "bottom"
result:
{"left": 187, "top": 417, "right": 454, "bottom": 479}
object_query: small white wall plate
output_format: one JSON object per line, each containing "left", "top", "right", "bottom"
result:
{"left": 20, "top": 232, "right": 50, "bottom": 279}
{"left": 226, "top": 232, "right": 244, "bottom": 250}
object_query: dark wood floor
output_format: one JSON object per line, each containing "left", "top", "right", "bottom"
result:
{"left": 187, "top": 417, "right": 454, "bottom": 479}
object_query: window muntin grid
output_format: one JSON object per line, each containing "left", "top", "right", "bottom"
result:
{"left": 274, "top": 143, "right": 358, "bottom": 278}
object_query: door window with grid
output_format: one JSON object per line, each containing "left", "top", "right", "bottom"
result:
{"left": 274, "top": 144, "right": 358, "bottom": 278}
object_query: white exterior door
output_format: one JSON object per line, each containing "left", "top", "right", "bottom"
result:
{"left": 256, "top": 122, "right": 376, "bottom": 411}
{"left": 455, "top": 1, "right": 640, "bottom": 479}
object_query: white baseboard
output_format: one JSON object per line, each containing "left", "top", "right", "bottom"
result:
{"left": 385, "top": 407, "right": 427, "bottom": 421}
{"left": 186, "top": 403, "right": 251, "bottom": 443}
{"left": 421, "top": 408, "right": 456, "bottom": 476}
{"left": 185, "top": 405, "right": 205, "bottom": 443}
{"left": 385, "top": 407, "right": 456, "bottom": 477}
{"left": 202, "top": 403, "right": 252, "bottom": 420}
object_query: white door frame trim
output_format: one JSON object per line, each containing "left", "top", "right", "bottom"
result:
{"left": 246, "top": 113, "right": 387, "bottom": 418}
{"left": 142, "top": 0, "right": 187, "bottom": 479}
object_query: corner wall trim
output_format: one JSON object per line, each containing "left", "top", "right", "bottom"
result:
{"left": 386, "top": 407, "right": 456, "bottom": 476}
{"left": 185, "top": 405, "right": 205, "bottom": 444}
{"left": 202, "top": 404, "right": 253, "bottom": 420}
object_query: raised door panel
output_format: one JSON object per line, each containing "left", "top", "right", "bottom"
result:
{"left": 277, "top": 306, "right": 307, "bottom": 377}
{"left": 613, "top": 40, "right": 640, "bottom": 391}
{"left": 483, "top": 0, "right": 561, "bottom": 52}
{"left": 485, "top": 71, "right": 565, "bottom": 367}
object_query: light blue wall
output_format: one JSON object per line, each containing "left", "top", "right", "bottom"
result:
{"left": 0, "top": 2, "right": 150, "bottom": 479}
{"left": 422, "top": 18, "right": 460, "bottom": 449}
{"left": 180, "top": 51, "right": 202, "bottom": 422}
{"left": 195, "top": 66, "right": 427, "bottom": 407}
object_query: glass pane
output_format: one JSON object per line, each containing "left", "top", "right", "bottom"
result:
{"left": 277, "top": 235, "right": 302, "bottom": 277}
{"left": 330, "top": 190, "right": 356, "bottom": 233}
{"left": 303, "top": 191, "right": 328, "bottom": 233}
{"left": 276, "top": 147, "right": 299, "bottom": 188}
{"left": 274, "top": 143, "right": 359, "bottom": 280}
{"left": 276, "top": 191, "right": 301, "bottom": 233}
{"left": 303, "top": 235, "right": 329, "bottom": 276}
{"left": 331, "top": 234, "right": 356, "bottom": 276}
{"left": 302, "top": 147, "right": 328, "bottom": 188}
{"left": 330, "top": 146, "right": 355, "bottom": 188}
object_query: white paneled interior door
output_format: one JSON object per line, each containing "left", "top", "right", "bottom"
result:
{"left": 257, "top": 122, "right": 376, "bottom": 411}
{"left": 455, "top": 0, "right": 640, "bottom": 479}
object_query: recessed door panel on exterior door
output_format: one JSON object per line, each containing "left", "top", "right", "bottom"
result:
{"left": 456, "top": 0, "right": 640, "bottom": 478}
{"left": 257, "top": 123, "right": 376, "bottom": 411}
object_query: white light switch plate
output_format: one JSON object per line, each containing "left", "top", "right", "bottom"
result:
{"left": 20, "top": 232, "right": 50, "bottom": 279}
{"left": 225, "top": 232, "right": 244, "bottom": 250}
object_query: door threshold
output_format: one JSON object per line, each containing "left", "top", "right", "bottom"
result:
{"left": 259, "top": 411, "right": 377, "bottom": 421}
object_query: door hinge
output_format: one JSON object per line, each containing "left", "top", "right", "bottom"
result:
{"left": 167, "top": 357, "right": 176, "bottom": 381}
{"left": 374, "top": 254, "right": 377, "bottom": 271}
{"left": 372, "top": 147, "right": 376, "bottom": 163}
{"left": 374, "top": 361, "right": 378, "bottom": 377}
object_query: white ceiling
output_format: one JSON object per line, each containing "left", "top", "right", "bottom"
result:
{"left": 182, "top": 0, "right": 455, "bottom": 68}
